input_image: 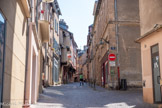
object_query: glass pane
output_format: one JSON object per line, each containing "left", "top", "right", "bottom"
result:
{"left": 152, "top": 45, "right": 159, "bottom": 54}
{"left": 0, "top": 12, "right": 5, "bottom": 104}
{"left": 0, "top": 12, "right": 5, "bottom": 80}
{"left": 0, "top": 14, "right": 4, "bottom": 23}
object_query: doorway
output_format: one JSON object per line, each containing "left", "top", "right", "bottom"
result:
{"left": 102, "top": 63, "right": 105, "bottom": 87}
{"left": 53, "top": 58, "right": 58, "bottom": 84}
{"left": 31, "top": 51, "right": 37, "bottom": 104}
{"left": 102, "top": 61, "right": 109, "bottom": 87}
{"left": 0, "top": 12, "right": 5, "bottom": 106}
{"left": 105, "top": 61, "right": 108, "bottom": 86}
{"left": 151, "top": 44, "right": 162, "bottom": 103}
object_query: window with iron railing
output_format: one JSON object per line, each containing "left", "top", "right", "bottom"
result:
{"left": 39, "top": 2, "right": 50, "bottom": 22}
{"left": 56, "top": 21, "right": 58, "bottom": 33}
{"left": 55, "top": 19, "right": 56, "bottom": 32}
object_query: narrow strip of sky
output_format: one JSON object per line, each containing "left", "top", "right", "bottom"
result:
{"left": 58, "top": 0, "right": 94, "bottom": 50}
{"left": 0, "top": 13, "right": 4, "bottom": 23}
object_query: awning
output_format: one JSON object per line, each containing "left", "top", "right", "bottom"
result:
{"left": 38, "top": 20, "right": 50, "bottom": 42}
{"left": 21, "top": 0, "right": 30, "bottom": 17}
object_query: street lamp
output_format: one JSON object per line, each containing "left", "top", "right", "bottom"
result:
{"left": 99, "top": 38, "right": 109, "bottom": 45}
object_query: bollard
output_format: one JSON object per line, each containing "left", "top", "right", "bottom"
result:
{"left": 93, "top": 79, "right": 96, "bottom": 90}
{"left": 91, "top": 79, "right": 92, "bottom": 88}
{"left": 89, "top": 80, "right": 90, "bottom": 86}
{"left": 90, "top": 79, "right": 92, "bottom": 87}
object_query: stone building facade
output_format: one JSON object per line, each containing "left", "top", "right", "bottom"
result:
{"left": 81, "top": 50, "right": 88, "bottom": 81}
{"left": 0, "top": 0, "right": 30, "bottom": 107}
{"left": 87, "top": 25, "right": 93, "bottom": 82}
{"left": 59, "top": 20, "right": 78, "bottom": 84}
{"left": 0, "top": 0, "right": 62, "bottom": 107}
{"left": 52, "top": 0, "right": 61, "bottom": 85}
{"left": 77, "top": 47, "right": 88, "bottom": 81}
{"left": 88, "top": 0, "right": 142, "bottom": 89}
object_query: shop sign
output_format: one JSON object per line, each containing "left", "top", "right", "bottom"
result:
{"left": 109, "top": 61, "right": 116, "bottom": 67}
{"left": 110, "top": 70, "right": 115, "bottom": 75}
{"left": 111, "top": 47, "right": 116, "bottom": 50}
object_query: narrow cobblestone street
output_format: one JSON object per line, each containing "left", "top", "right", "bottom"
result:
{"left": 31, "top": 83, "right": 157, "bottom": 108}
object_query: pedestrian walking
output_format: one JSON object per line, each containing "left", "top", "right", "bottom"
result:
{"left": 80, "top": 73, "right": 84, "bottom": 86}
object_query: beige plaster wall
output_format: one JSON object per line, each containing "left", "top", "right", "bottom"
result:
{"left": 139, "top": 0, "right": 162, "bottom": 35}
{"left": 0, "top": 0, "right": 27, "bottom": 107}
{"left": 141, "top": 29, "right": 162, "bottom": 103}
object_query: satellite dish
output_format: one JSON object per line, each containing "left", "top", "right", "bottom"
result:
{"left": 42, "top": 0, "right": 54, "bottom": 3}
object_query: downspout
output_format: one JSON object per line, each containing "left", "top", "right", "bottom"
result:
{"left": 92, "top": 34, "right": 94, "bottom": 85}
{"left": 23, "top": 0, "right": 32, "bottom": 106}
{"left": 114, "top": 0, "right": 120, "bottom": 89}
{"left": 24, "top": 0, "right": 35, "bottom": 106}
{"left": 23, "top": 18, "right": 30, "bottom": 106}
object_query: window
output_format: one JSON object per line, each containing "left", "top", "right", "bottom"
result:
{"left": 54, "top": 18, "right": 59, "bottom": 34}
{"left": 55, "top": 18, "right": 57, "bottom": 32}
{"left": 53, "top": 58, "right": 58, "bottom": 83}
{"left": 56, "top": 22, "right": 58, "bottom": 34}
{"left": 0, "top": 12, "right": 5, "bottom": 105}
{"left": 151, "top": 44, "right": 161, "bottom": 102}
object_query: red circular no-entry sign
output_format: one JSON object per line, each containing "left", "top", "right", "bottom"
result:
{"left": 109, "top": 54, "right": 116, "bottom": 61}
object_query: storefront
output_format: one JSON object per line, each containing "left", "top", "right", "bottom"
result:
{"left": 101, "top": 52, "right": 109, "bottom": 88}
{"left": 101, "top": 61, "right": 109, "bottom": 87}
{"left": 53, "top": 58, "right": 59, "bottom": 84}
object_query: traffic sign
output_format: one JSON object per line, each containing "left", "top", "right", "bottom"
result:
{"left": 111, "top": 47, "right": 116, "bottom": 50}
{"left": 109, "top": 61, "right": 116, "bottom": 67}
{"left": 109, "top": 54, "right": 116, "bottom": 61}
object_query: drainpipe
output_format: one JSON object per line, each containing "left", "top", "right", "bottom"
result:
{"left": 23, "top": 0, "right": 37, "bottom": 106}
{"left": 31, "top": 0, "right": 35, "bottom": 23}
{"left": 92, "top": 37, "right": 93, "bottom": 87}
{"left": 114, "top": 0, "right": 120, "bottom": 89}
{"left": 23, "top": 0, "right": 32, "bottom": 107}
{"left": 23, "top": 19, "right": 30, "bottom": 107}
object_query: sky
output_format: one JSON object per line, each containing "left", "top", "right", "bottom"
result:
{"left": 57, "top": 0, "right": 95, "bottom": 50}
{"left": 0, "top": 13, "right": 4, "bottom": 23}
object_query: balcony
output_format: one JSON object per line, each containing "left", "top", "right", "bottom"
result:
{"left": 38, "top": 20, "right": 50, "bottom": 42}
{"left": 38, "top": 1, "right": 52, "bottom": 42}
{"left": 61, "top": 48, "right": 68, "bottom": 64}
{"left": 21, "top": 0, "right": 30, "bottom": 17}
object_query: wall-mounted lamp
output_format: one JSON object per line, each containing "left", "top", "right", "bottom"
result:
{"left": 99, "top": 38, "right": 109, "bottom": 45}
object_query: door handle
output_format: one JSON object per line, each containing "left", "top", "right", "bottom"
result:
{"left": 157, "top": 76, "right": 160, "bottom": 84}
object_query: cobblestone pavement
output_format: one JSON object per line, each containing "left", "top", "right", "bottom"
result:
{"left": 31, "top": 83, "right": 158, "bottom": 108}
